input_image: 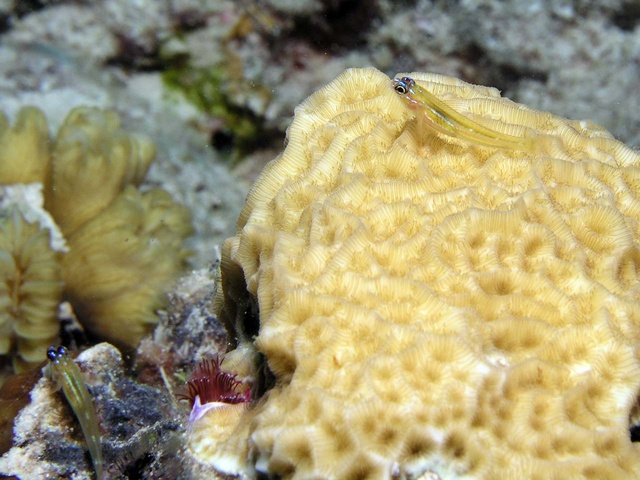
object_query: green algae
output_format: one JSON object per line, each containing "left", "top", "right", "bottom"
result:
{"left": 162, "top": 63, "right": 273, "bottom": 158}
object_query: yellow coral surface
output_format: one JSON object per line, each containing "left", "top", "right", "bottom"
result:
{"left": 213, "top": 68, "right": 640, "bottom": 479}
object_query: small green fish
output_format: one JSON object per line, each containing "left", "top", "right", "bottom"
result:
{"left": 392, "top": 76, "right": 536, "bottom": 153}
{"left": 46, "top": 345, "right": 103, "bottom": 480}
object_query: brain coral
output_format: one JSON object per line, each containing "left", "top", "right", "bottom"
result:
{"left": 211, "top": 67, "right": 640, "bottom": 479}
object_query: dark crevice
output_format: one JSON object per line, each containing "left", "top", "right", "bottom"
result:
{"left": 487, "top": 63, "right": 548, "bottom": 94}
{"left": 612, "top": 2, "right": 640, "bottom": 31}
{"left": 223, "top": 281, "right": 261, "bottom": 348}
{"left": 252, "top": 352, "right": 276, "bottom": 400}
{"left": 170, "top": 9, "right": 210, "bottom": 32}
{"left": 241, "top": 294, "right": 261, "bottom": 340}
{"left": 116, "top": 452, "right": 155, "bottom": 480}
{"left": 210, "top": 129, "right": 236, "bottom": 154}
{"left": 0, "top": 14, "right": 11, "bottom": 35}
{"left": 287, "top": 0, "right": 380, "bottom": 53}
{"left": 458, "top": 43, "right": 548, "bottom": 93}
{"left": 13, "top": 0, "right": 48, "bottom": 17}
{"left": 105, "top": 35, "right": 164, "bottom": 72}
{"left": 211, "top": 111, "right": 281, "bottom": 158}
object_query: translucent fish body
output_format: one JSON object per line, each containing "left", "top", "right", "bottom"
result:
{"left": 46, "top": 345, "right": 103, "bottom": 480}
{"left": 392, "top": 76, "right": 536, "bottom": 153}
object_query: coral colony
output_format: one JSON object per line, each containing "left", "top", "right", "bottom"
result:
{"left": 0, "top": 106, "right": 192, "bottom": 370}
{"left": 204, "top": 68, "right": 640, "bottom": 478}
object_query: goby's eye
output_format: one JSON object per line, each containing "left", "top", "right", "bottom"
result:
{"left": 393, "top": 76, "right": 416, "bottom": 95}
{"left": 394, "top": 83, "right": 407, "bottom": 95}
{"left": 47, "top": 345, "right": 58, "bottom": 361}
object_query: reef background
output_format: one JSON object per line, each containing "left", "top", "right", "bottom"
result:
{"left": 2, "top": 0, "right": 639, "bottom": 268}
{"left": 1, "top": 0, "right": 640, "bottom": 478}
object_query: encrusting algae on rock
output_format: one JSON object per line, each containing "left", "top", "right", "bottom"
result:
{"left": 192, "top": 67, "right": 640, "bottom": 479}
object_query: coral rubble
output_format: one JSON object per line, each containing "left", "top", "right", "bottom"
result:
{"left": 208, "top": 67, "right": 640, "bottom": 479}
{"left": 0, "top": 343, "right": 187, "bottom": 479}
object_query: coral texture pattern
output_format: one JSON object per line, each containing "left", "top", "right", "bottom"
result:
{"left": 0, "top": 209, "right": 62, "bottom": 372}
{"left": 0, "top": 106, "right": 192, "bottom": 357}
{"left": 216, "top": 68, "right": 640, "bottom": 479}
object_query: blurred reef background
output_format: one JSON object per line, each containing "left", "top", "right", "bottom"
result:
{"left": 1, "top": 0, "right": 640, "bottom": 478}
